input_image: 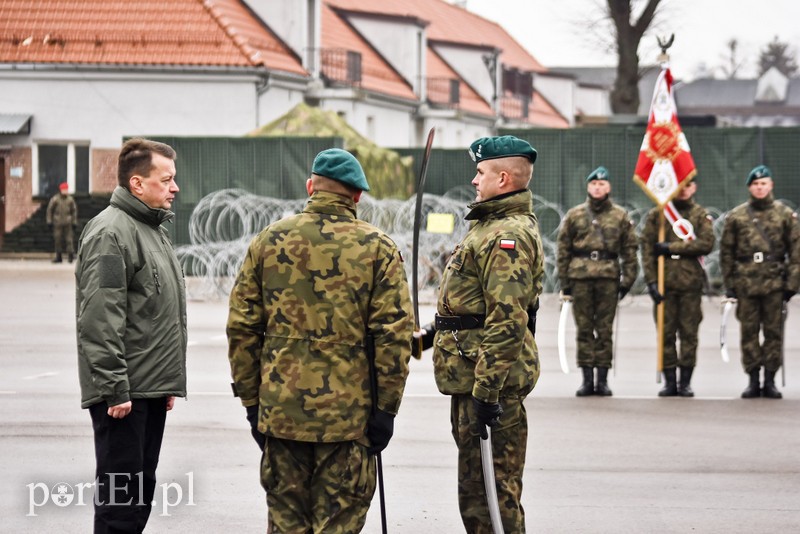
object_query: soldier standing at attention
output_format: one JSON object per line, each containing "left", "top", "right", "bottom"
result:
{"left": 46, "top": 181, "right": 78, "bottom": 263}
{"left": 640, "top": 180, "right": 714, "bottom": 397}
{"left": 227, "top": 148, "right": 414, "bottom": 533}
{"left": 720, "top": 165, "right": 800, "bottom": 399}
{"left": 557, "top": 167, "right": 639, "bottom": 397}
{"left": 430, "top": 135, "right": 542, "bottom": 532}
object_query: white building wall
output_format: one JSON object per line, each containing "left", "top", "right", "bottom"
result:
{"left": 0, "top": 71, "right": 261, "bottom": 148}
{"left": 534, "top": 75, "right": 576, "bottom": 126}
{"left": 320, "top": 98, "right": 413, "bottom": 147}
{"left": 575, "top": 86, "right": 612, "bottom": 116}
{"left": 258, "top": 86, "right": 307, "bottom": 128}
{"left": 347, "top": 16, "right": 424, "bottom": 96}
{"left": 432, "top": 44, "right": 494, "bottom": 107}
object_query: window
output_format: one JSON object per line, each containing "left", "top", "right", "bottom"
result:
{"left": 35, "top": 143, "right": 89, "bottom": 197}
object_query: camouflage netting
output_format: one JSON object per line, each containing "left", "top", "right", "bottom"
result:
{"left": 247, "top": 102, "right": 415, "bottom": 199}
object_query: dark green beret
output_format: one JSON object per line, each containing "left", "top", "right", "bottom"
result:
{"left": 586, "top": 166, "right": 611, "bottom": 183}
{"left": 311, "top": 148, "right": 370, "bottom": 192}
{"left": 468, "top": 135, "right": 537, "bottom": 164}
{"left": 746, "top": 165, "right": 771, "bottom": 186}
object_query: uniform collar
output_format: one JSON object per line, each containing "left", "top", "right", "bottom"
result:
{"left": 305, "top": 191, "right": 358, "bottom": 218}
{"left": 465, "top": 189, "right": 531, "bottom": 221}
{"left": 749, "top": 192, "right": 774, "bottom": 211}
{"left": 110, "top": 186, "right": 174, "bottom": 226}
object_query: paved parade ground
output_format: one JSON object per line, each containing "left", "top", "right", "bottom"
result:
{"left": 1, "top": 259, "right": 799, "bottom": 533}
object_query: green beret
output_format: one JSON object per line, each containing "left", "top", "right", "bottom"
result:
{"left": 586, "top": 166, "right": 611, "bottom": 182}
{"left": 468, "top": 135, "right": 537, "bottom": 164}
{"left": 311, "top": 148, "right": 370, "bottom": 191}
{"left": 746, "top": 165, "right": 771, "bottom": 186}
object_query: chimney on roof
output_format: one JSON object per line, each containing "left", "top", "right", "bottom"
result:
{"left": 244, "top": 0, "right": 321, "bottom": 76}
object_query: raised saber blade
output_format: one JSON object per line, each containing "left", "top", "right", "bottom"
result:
{"left": 480, "top": 428, "right": 505, "bottom": 534}
{"left": 719, "top": 300, "right": 733, "bottom": 363}
{"left": 557, "top": 300, "right": 571, "bottom": 374}
{"left": 411, "top": 128, "right": 436, "bottom": 357}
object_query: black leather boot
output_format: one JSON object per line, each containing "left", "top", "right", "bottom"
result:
{"left": 575, "top": 366, "right": 594, "bottom": 397}
{"left": 762, "top": 369, "right": 783, "bottom": 399}
{"left": 52, "top": 253, "right": 63, "bottom": 263}
{"left": 594, "top": 367, "right": 613, "bottom": 396}
{"left": 658, "top": 367, "right": 678, "bottom": 397}
{"left": 68, "top": 253, "right": 74, "bottom": 263}
{"left": 741, "top": 368, "right": 761, "bottom": 399}
{"left": 678, "top": 366, "right": 694, "bottom": 397}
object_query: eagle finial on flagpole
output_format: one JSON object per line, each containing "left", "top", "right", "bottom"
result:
{"left": 657, "top": 34, "right": 675, "bottom": 65}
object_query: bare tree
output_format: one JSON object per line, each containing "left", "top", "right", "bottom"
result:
{"left": 719, "top": 39, "right": 745, "bottom": 80}
{"left": 606, "top": 0, "right": 662, "bottom": 114}
{"left": 758, "top": 36, "right": 798, "bottom": 77}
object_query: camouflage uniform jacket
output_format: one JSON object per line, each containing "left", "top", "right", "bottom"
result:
{"left": 76, "top": 186, "right": 187, "bottom": 408}
{"left": 227, "top": 191, "right": 414, "bottom": 443}
{"left": 640, "top": 199, "right": 714, "bottom": 291}
{"left": 720, "top": 194, "right": 800, "bottom": 297}
{"left": 432, "top": 189, "right": 543, "bottom": 404}
{"left": 557, "top": 196, "right": 638, "bottom": 289}
{"left": 47, "top": 193, "right": 78, "bottom": 226}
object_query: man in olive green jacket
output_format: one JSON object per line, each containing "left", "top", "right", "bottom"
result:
{"left": 46, "top": 181, "right": 78, "bottom": 263}
{"left": 431, "top": 135, "right": 542, "bottom": 533}
{"left": 227, "top": 148, "right": 414, "bottom": 533}
{"left": 76, "top": 138, "right": 186, "bottom": 533}
{"left": 720, "top": 165, "right": 800, "bottom": 399}
{"left": 640, "top": 180, "right": 714, "bottom": 397}
{"left": 557, "top": 167, "right": 638, "bottom": 397}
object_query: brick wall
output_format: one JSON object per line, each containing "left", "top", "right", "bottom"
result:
{"left": 3, "top": 147, "right": 42, "bottom": 233}
{"left": 91, "top": 148, "right": 119, "bottom": 193}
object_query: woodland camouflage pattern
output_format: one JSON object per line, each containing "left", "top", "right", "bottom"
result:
{"left": 433, "top": 189, "right": 544, "bottom": 404}
{"left": 640, "top": 198, "right": 714, "bottom": 291}
{"left": 227, "top": 191, "right": 414, "bottom": 443}
{"left": 720, "top": 194, "right": 800, "bottom": 297}
{"left": 720, "top": 193, "right": 800, "bottom": 373}
{"left": 556, "top": 196, "right": 638, "bottom": 289}
{"left": 640, "top": 198, "right": 715, "bottom": 368}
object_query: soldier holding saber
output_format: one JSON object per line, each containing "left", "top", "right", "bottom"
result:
{"left": 431, "top": 136, "right": 542, "bottom": 533}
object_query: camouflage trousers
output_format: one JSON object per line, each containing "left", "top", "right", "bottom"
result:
{"left": 260, "top": 437, "right": 376, "bottom": 534}
{"left": 651, "top": 288, "right": 703, "bottom": 368}
{"left": 53, "top": 223, "right": 74, "bottom": 254}
{"left": 451, "top": 394, "right": 527, "bottom": 534}
{"left": 736, "top": 290, "right": 785, "bottom": 373}
{"left": 571, "top": 278, "right": 618, "bottom": 368}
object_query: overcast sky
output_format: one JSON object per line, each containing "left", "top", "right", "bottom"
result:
{"left": 461, "top": 0, "right": 800, "bottom": 81}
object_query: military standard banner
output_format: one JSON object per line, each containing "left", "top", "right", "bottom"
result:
{"left": 633, "top": 67, "right": 697, "bottom": 206}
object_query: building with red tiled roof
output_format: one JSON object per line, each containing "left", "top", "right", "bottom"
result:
{"left": 1, "top": 0, "right": 576, "bottom": 234}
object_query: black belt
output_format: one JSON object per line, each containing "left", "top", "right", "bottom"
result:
{"left": 736, "top": 252, "right": 785, "bottom": 264}
{"left": 573, "top": 250, "right": 618, "bottom": 261}
{"left": 435, "top": 314, "right": 485, "bottom": 330}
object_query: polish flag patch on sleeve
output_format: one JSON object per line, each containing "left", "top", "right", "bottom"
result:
{"left": 499, "top": 239, "right": 516, "bottom": 250}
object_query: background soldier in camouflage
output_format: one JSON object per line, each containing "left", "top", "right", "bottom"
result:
{"left": 430, "top": 135, "right": 543, "bottom": 533}
{"left": 46, "top": 181, "right": 78, "bottom": 263}
{"left": 557, "top": 166, "right": 638, "bottom": 397}
{"left": 720, "top": 165, "right": 800, "bottom": 399}
{"left": 227, "top": 148, "right": 414, "bottom": 533}
{"left": 640, "top": 180, "right": 714, "bottom": 397}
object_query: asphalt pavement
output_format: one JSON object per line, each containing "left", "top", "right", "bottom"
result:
{"left": 1, "top": 259, "right": 798, "bottom": 533}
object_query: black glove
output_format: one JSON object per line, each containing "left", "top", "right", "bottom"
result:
{"left": 412, "top": 322, "right": 436, "bottom": 358}
{"left": 647, "top": 282, "right": 664, "bottom": 305}
{"left": 725, "top": 288, "right": 737, "bottom": 299}
{"left": 618, "top": 286, "right": 630, "bottom": 300}
{"left": 654, "top": 242, "right": 671, "bottom": 256}
{"left": 472, "top": 397, "right": 503, "bottom": 440}
{"left": 245, "top": 405, "right": 266, "bottom": 451}
{"left": 561, "top": 286, "right": 572, "bottom": 297}
{"left": 366, "top": 409, "right": 395, "bottom": 455}
{"left": 784, "top": 290, "right": 796, "bottom": 302}
{"left": 48, "top": 223, "right": 53, "bottom": 230}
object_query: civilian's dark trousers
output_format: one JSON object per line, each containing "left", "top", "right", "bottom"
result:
{"left": 89, "top": 398, "right": 167, "bottom": 534}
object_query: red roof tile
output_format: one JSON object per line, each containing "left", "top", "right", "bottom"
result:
{"left": 0, "top": 0, "right": 306, "bottom": 74}
{"left": 321, "top": 3, "right": 416, "bottom": 100}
